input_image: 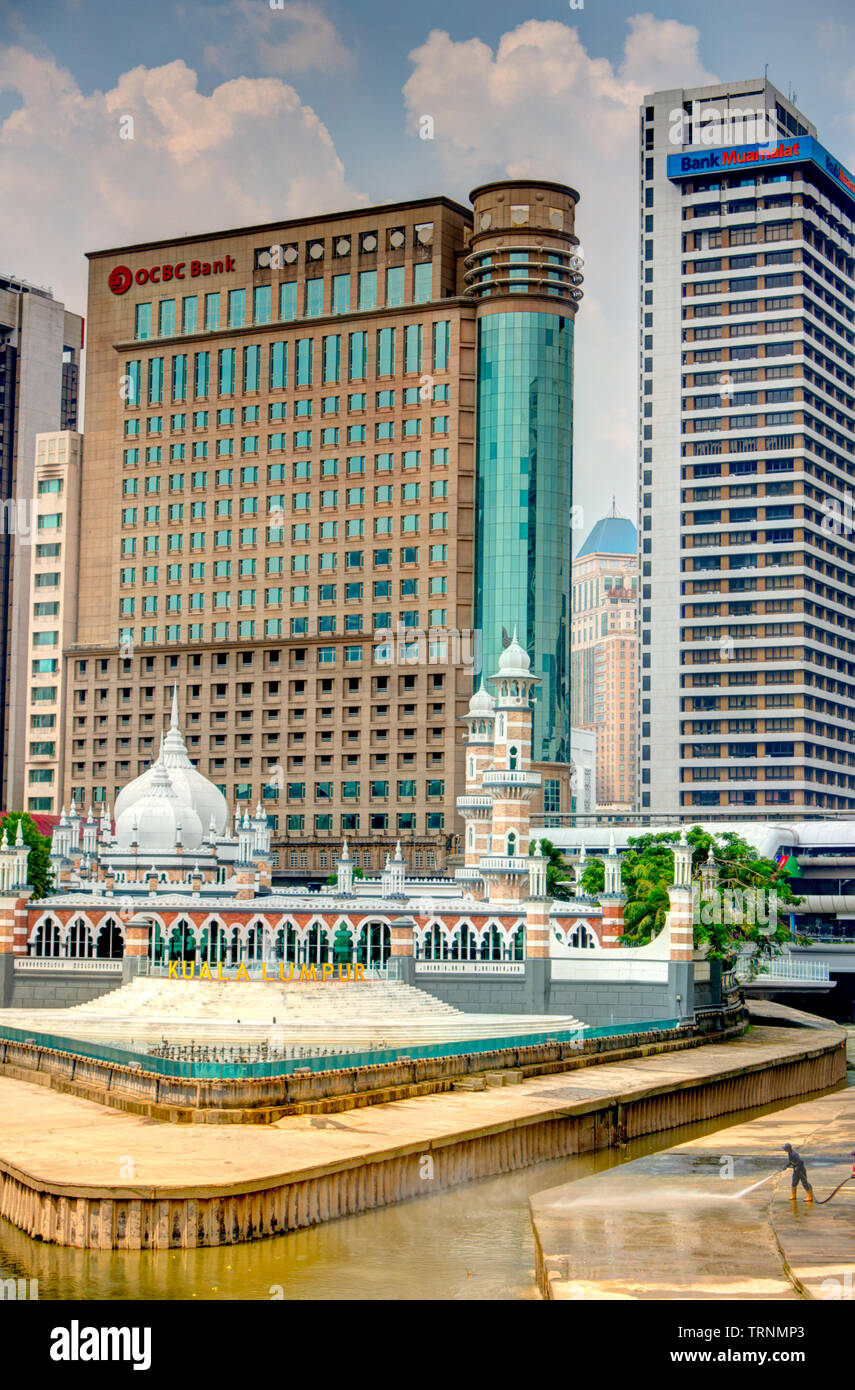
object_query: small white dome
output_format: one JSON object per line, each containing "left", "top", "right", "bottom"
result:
{"left": 467, "top": 681, "right": 495, "bottom": 716}
{"left": 493, "top": 627, "right": 532, "bottom": 679}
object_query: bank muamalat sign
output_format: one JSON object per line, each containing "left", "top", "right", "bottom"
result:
{"left": 108, "top": 256, "right": 236, "bottom": 295}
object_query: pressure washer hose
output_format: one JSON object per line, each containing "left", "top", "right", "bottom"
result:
{"left": 814, "top": 1175, "right": 855, "bottom": 1206}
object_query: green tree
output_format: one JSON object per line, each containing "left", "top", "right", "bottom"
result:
{"left": 325, "top": 865, "right": 364, "bottom": 886}
{"left": 0, "top": 811, "right": 53, "bottom": 899}
{"left": 578, "top": 827, "right": 800, "bottom": 963}
{"left": 529, "top": 837, "right": 575, "bottom": 900}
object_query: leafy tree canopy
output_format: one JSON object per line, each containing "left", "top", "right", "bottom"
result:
{"left": 529, "top": 837, "right": 575, "bottom": 900}
{"left": 578, "top": 826, "right": 801, "bottom": 962}
{"left": 0, "top": 811, "right": 53, "bottom": 900}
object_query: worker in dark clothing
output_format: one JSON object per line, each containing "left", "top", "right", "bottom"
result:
{"left": 782, "top": 1143, "right": 814, "bottom": 1201}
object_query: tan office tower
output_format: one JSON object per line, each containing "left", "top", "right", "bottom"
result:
{"left": 69, "top": 186, "right": 581, "bottom": 877}
{"left": 571, "top": 506, "right": 638, "bottom": 812}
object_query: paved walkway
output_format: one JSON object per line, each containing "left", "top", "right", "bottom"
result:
{"left": 531, "top": 1081, "right": 855, "bottom": 1300}
{"left": 0, "top": 1025, "right": 842, "bottom": 1200}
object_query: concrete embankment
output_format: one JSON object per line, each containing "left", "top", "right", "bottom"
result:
{"left": 0, "top": 1022, "right": 845, "bottom": 1250}
{"left": 531, "top": 1075, "right": 855, "bottom": 1300}
{"left": 0, "top": 1018, "right": 731, "bottom": 1122}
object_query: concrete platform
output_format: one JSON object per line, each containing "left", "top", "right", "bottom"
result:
{"left": 0, "top": 1022, "right": 845, "bottom": 1249}
{"left": 531, "top": 1081, "right": 855, "bottom": 1300}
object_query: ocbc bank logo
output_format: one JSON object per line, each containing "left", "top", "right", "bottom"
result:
{"left": 108, "top": 265, "right": 133, "bottom": 296}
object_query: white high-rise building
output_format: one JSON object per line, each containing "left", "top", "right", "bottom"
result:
{"left": 637, "top": 79, "right": 855, "bottom": 818}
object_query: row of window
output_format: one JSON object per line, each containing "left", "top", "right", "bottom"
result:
{"left": 118, "top": 516, "right": 452, "bottom": 543}
{"left": 117, "top": 544, "right": 449, "bottom": 571}
{"left": 124, "top": 384, "right": 451, "bottom": 435}
{"left": 124, "top": 323, "right": 451, "bottom": 404}
{"left": 133, "top": 263, "right": 436, "bottom": 342}
{"left": 124, "top": 449, "right": 451, "bottom": 476}
{"left": 112, "top": 626, "right": 452, "bottom": 646}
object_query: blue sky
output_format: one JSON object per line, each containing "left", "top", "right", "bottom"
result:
{"left": 3, "top": 0, "right": 854, "bottom": 525}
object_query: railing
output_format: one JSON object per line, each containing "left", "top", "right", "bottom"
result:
{"left": 0, "top": 1017, "right": 683, "bottom": 1081}
{"left": 139, "top": 960, "right": 394, "bottom": 980}
{"left": 477, "top": 856, "right": 529, "bottom": 873}
{"left": 735, "top": 957, "right": 831, "bottom": 983}
{"left": 482, "top": 770, "right": 541, "bottom": 788}
{"left": 13, "top": 958, "right": 123, "bottom": 973}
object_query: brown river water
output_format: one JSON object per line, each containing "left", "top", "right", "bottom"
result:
{"left": 0, "top": 1083, "right": 844, "bottom": 1301}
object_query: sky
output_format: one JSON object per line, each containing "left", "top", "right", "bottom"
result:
{"left": 2, "top": 0, "right": 855, "bottom": 532}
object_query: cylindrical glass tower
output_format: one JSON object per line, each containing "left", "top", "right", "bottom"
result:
{"left": 466, "top": 180, "right": 582, "bottom": 764}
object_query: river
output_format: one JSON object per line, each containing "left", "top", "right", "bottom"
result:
{"left": 0, "top": 1083, "right": 844, "bottom": 1301}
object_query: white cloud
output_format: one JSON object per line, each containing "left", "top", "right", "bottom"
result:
{"left": 202, "top": 0, "right": 353, "bottom": 77}
{"left": 403, "top": 15, "right": 716, "bottom": 529}
{"left": 0, "top": 49, "right": 365, "bottom": 312}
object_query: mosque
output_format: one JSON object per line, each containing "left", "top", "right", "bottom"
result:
{"left": 4, "top": 634, "right": 609, "bottom": 973}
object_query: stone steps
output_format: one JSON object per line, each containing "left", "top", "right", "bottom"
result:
{"left": 67, "top": 976, "right": 466, "bottom": 1021}
{"left": 0, "top": 1011, "right": 585, "bottom": 1050}
{"left": 0, "top": 973, "right": 586, "bottom": 1050}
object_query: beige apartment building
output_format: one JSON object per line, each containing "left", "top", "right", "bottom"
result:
{"left": 571, "top": 506, "right": 638, "bottom": 812}
{"left": 60, "top": 183, "right": 582, "bottom": 875}
{"left": 24, "top": 431, "right": 82, "bottom": 815}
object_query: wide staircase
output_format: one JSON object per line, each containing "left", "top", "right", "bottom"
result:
{"left": 0, "top": 974, "right": 586, "bottom": 1050}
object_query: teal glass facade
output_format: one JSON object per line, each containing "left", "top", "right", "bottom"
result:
{"left": 475, "top": 311, "right": 573, "bottom": 762}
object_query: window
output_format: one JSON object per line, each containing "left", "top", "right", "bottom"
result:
{"left": 358, "top": 270, "right": 377, "bottom": 310}
{"left": 349, "top": 331, "right": 367, "bottom": 381}
{"left": 135, "top": 303, "right": 152, "bottom": 341}
{"left": 332, "top": 275, "right": 350, "bottom": 314}
{"left": 413, "top": 262, "right": 432, "bottom": 302}
{"left": 305, "top": 278, "right": 323, "bottom": 317}
{"left": 296, "top": 339, "right": 313, "bottom": 387}
{"left": 433, "top": 321, "right": 450, "bottom": 371}
{"left": 280, "top": 282, "right": 297, "bottom": 321}
{"left": 253, "top": 285, "right": 271, "bottom": 325}
{"left": 377, "top": 327, "right": 396, "bottom": 376}
{"left": 205, "top": 293, "right": 220, "bottom": 330}
{"left": 228, "top": 289, "right": 245, "bottom": 328}
{"left": 385, "top": 266, "right": 405, "bottom": 307}
{"left": 404, "top": 324, "right": 423, "bottom": 374}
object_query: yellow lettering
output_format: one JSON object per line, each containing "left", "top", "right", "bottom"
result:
{"left": 321, "top": 962, "right": 332, "bottom": 981}
{"left": 234, "top": 963, "right": 250, "bottom": 981}
{"left": 262, "top": 963, "right": 273, "bottom": 981}
{"left": 217, "top": 962, "right": 225, "bottom": 980}
{"left": 280, "top": 963, "right": 294, "bottom": 981}
{"left": 338, "top": 964, "right": 350, "bottom": 980}
{"left": 354, "top": 962, "right": 365, "bottom": 980}
{"left": 199, "top": 963, "right": 212, "bottom": 980}
{"left": 299, "top": 964, "right": 317, "bottom": 982}
{"left": 182, "top": 962, "right": 195, "bottom": 980}
{"left": 168, "top": 961, "right": 179, "bottom": 979}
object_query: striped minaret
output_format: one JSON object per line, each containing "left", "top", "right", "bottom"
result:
{"left": 599, "top": 831, "right": 627, "bottom": 949}
{"left": 668, "top": 828, "right": 695, "bottom": 963}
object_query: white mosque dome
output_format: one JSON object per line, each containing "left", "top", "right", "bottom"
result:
{"left": 113, "top": 689, "right": 229, "bottom": 838}
{"left": 115, "top": 759, "right": 205, "bottom": 852}
{"left": 494, "top": 627, "right": 532, "bottom": 679}
{"left": 467, "top": 681, "right": 496, "bottom": 716}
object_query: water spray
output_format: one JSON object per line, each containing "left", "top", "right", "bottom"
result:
{"left": 730, "top": 1170, "right": 779, "bottom": 1200}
